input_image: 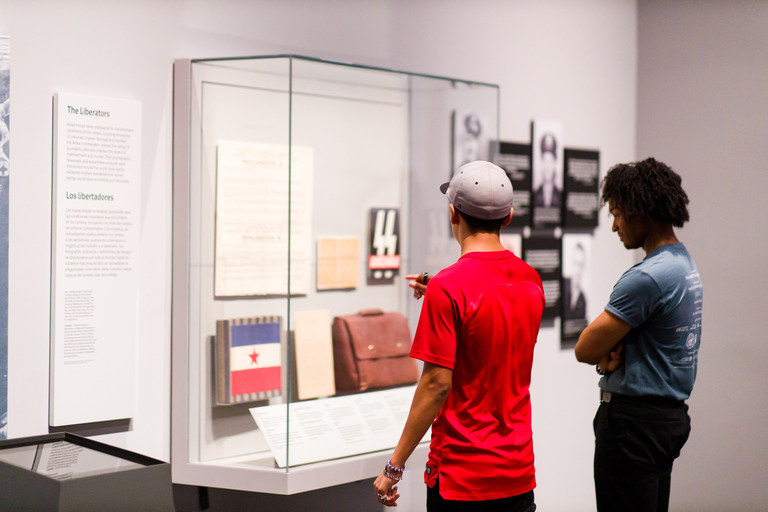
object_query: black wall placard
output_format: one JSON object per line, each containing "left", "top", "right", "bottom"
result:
{"left": 522, "top": 236, "right": 562, "bottom": 321}
{"left": 563, "top": 148, "right": 600, "bottom": 228}
{"left": 496, "top": 141, "right": 531, "bottom": 230}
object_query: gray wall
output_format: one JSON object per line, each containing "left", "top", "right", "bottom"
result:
{"left": 637, "top": 2, "right": 768, "bottom": 511}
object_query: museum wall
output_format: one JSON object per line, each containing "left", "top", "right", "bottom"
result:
{"left": 636, "top": 2, "right": 768, "bottom": 511}
{"left": 0, "top": 1, "right": 638, "bottom": 511}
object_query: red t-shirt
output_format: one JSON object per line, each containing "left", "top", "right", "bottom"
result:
{"left": 410, "top": 250, "right": 544, "bottom": 501}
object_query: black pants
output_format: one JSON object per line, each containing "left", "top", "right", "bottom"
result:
{"left": 593, "top": 395, "right": 691, "bottom": 512}
{"left": 426, "top": 478, "right": 535, "bottom": 512}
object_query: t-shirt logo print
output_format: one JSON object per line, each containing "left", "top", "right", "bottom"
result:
{"left": 685, "top": 333, "right": 697, "bottom": 349}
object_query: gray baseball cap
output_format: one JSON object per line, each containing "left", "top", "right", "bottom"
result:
{"left": 440, "top": 160, "right": 514, "bottom": 220}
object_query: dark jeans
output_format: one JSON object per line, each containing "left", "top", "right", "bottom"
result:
{"left": 594, "top": 395, "right": 691, "bottom": 512}
{"left": 426, "top": 478, "right": 535, "bottom": 512}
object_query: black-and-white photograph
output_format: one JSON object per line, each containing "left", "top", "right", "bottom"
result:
{"left": 452, "top": 111, "right": 489, "bottom": 170}
{"left": 561, "top": 234, "right": 591, "bottom": 348}
{"left": 531, "top": 119, "right": 563, "bottom": 228}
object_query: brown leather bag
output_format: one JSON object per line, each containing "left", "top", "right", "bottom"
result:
{"left": 332, "top": 309, "right": 419, "bottom": 393}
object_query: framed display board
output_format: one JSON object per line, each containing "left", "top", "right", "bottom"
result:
{"left": 172, "top": 55, "right": 499, "bottom": 494}
{"left": 50, "top": 92, "right": 141, "bottom": 426}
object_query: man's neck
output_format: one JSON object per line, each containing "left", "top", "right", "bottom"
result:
{"left": 643, "top": 223, "right": 679, "bottom": 256}
{"left": 459, "top": 232, "right": 506, "bottom": 256}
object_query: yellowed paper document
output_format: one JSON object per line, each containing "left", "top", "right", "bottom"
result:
{"left": 316, "top": 237, "right": 360, "bottom": 290}
{"left": 293, "top": 309, "right": 336, "bottom": 400}
{"left": 214, "top": 140, "right": 313, "bottom": 297}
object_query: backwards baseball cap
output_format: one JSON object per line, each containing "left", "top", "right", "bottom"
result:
{"left": 440, "top": 160, "right": 514, "bottom": 220}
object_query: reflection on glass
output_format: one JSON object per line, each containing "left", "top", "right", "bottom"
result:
{"left": 0, "top": 441, "right": 144, "bottom": 481}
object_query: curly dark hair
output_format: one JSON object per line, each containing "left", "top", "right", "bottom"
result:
{"left": 601, "top": 157, "right": 690, "bottom": 227}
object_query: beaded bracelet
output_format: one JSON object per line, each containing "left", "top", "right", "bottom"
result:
{"left": 384, "top": 469, "right": 403, "bottom": 481}
{"left": 595, "top": 365, "right": 607, "bottom": 376}
{"left": 386, "top": 459, "right": 405, "bottom": 474}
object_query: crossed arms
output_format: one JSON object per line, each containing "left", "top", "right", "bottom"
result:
{"left": 574, "top": 310, "right": 631, "bottom": 372}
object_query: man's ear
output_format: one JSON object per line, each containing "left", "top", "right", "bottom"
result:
{"left": 501, "top": 208, "right": 514, "bottom": 227}
{"left": 449, "top": 204, "right": 460, "bottom": 225}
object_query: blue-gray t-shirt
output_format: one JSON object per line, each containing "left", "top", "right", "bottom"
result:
{"left": 600, "top": 243, "right": 702, "bottom": 400}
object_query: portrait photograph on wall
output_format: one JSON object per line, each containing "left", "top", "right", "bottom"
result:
{"left": 452, "top": 111, "right": 489, "bottom": 172}
{"left": 531, "top": 119, "right": 563, "bottom": 229}
{"left": 561, "top": 234, "right": 591, "bottom": 349}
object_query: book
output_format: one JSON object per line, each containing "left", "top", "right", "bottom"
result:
{"left": 215, "top": 316, "right": 282, "bottom": 405}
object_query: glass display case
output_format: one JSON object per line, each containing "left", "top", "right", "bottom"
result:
{"left": 0, "top": 433, "right": 174, "bottom": 511}
{"left": 172, "top": 55, "right": 499, "bottom": 493}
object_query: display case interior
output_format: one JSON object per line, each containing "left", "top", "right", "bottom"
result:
{"left": 172, "top": 55, "right": 499, "bottom": 493}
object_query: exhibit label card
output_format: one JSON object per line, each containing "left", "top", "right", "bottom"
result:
{"left": 214, "top": 141, "right": 313, "bottom": 297}
{"left": 251, "top": 386, "right": 427, "bottom": 468}
{"left": 50, "top": 92, "right": 141, "bottom": 426}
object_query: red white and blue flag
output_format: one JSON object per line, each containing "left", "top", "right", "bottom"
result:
{"left": 217, "top": 316, "right": 282, "bottom": 404}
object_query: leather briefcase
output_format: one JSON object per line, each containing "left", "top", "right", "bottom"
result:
{"left": 332, "top": 309, "right": 419, "bottom": 393}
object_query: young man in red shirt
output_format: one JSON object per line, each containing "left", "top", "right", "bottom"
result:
{"left": 374, "top": 161, "right": 545, "bottom": 511}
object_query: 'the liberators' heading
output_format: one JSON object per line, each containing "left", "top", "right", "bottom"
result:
{"left": 66, "top": 105, "right": 110, "bottom": 118}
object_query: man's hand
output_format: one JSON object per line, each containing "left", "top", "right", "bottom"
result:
{"left": 373, "top": 472, "right": 400, "bottom": 507}
{"left": 575, "top": 311, "right": 631, "bottom": 365}
{"left": 404, "top": 273, "right": 430, "bottom": 300}
{"left": 597, "top": 341, "right": 624, "bottom": 374}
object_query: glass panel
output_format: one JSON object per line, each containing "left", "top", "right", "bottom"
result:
{"left": 407, "top": 75, "right": 499, "bottom": 326}
{"left": 283, "top": 58, "right": 411, "bottom": 468}
{"left": 188, "top": 57, "right": 292, "bottom": 471}
{"left": 176, "top": 55, "right": 499, "bottom": 483}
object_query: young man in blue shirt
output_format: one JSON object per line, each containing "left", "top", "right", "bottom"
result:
{"left": 575, "top": 158, "right": 702, "bottom": 512}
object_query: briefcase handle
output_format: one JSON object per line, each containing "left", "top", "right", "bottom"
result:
{"left": 358, "top": 309, "right": 384, "bottom": 317}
